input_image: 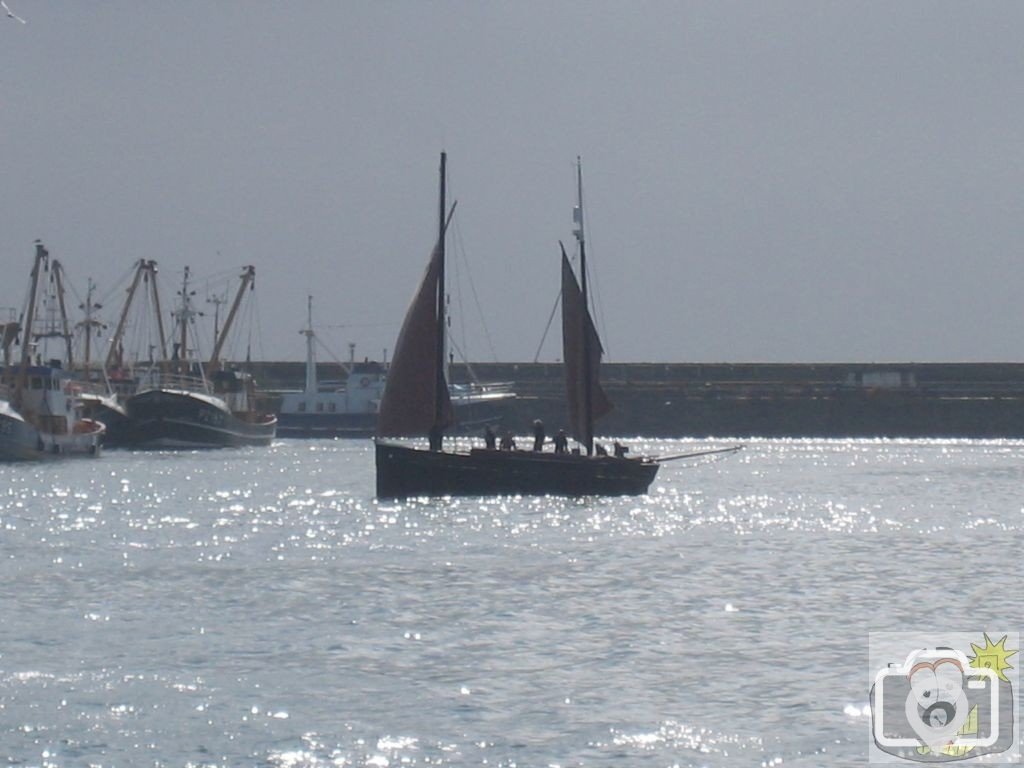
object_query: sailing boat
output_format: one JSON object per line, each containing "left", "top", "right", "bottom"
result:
{"left": 0, "top": 241, "right": 105, "bottom": 460}
{"left": 121, "top": 265, "right": 277, "bottom": 448}
{"left": 374, "top": 154, "right": 660, "bottom": 497}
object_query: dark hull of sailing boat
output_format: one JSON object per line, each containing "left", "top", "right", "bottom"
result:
{"left": 123, "top": 389, "right": 277, "bottom": 448}
{"left": 375, "top": 441, "right": 659, "bottom": 498}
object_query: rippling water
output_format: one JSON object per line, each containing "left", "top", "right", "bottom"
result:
{"left": 0, "top": 437, "right": 1021, "bottom": 766}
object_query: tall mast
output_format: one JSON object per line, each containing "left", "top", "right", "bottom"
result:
{"left": 77, "top": 278, "right": 103, "bottom": 377}
{"left": 573, "top": 156, "right": 594, "bottom": 455}
{"left": 434, "top": 151, "right": 447, "bottom": 436}
{"left": 176, "top": 266, "right": 195, "bottom": 375}
{"left": 106, "top": 259, "right": 147, "bottom": 371}
{"left": 51, "top": 259, "right": 74, "bottom": 367}
{"left": 146, "top": 261, "right": 169, "bottom": 368}
{"left": 208, "top": 265, "right": 255, "bottom": 374}
{"left": 15, "top": 242, "right": 47, "bottom": 404}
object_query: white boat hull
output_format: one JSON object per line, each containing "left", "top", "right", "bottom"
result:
{"left": 0, "top": 410, "right": 103, "bottom": 461}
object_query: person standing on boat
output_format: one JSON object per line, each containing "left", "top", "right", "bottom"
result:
{"left": 484, "top": 425, "right": 496, "bottom": 450}
{"left": 553, "top": 429, "right": 568, "bottom": 454}
{"left": 532, "top": 419, "right": 545, "bottom": 452}
{"left": 500, "top": 430, "right": 516, "bottom": 451}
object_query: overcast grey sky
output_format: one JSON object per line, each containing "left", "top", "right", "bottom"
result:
{"left": 2, "top": 1, "right": 1023, "bottom": 363}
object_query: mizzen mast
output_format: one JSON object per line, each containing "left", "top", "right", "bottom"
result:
{"left": 573, "top": 156, "right": 595, "bottom": 455}
{"left": 434, "top": 152, "right": 448, "bottom": 445}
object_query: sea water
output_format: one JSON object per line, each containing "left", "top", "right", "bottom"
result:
{"left": 0, "top": 437, "right": 1020, "bottom": 766}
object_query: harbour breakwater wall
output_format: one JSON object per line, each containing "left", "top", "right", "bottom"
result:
{"left": 251, "top": 361, "right": 1024, "bottom": 439}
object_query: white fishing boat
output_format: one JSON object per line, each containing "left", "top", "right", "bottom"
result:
{"left": 0, "top": 242, "right": 104, "bottom": 460}
{"left": 277, "top": 296, "right": 514, "bottom": 438}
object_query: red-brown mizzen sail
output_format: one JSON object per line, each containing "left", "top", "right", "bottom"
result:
{"left": 561, "top": 249, "right": 611, "bottom": 448}
{"left": 376, "top": 236, "right": 454, "bottom": 437}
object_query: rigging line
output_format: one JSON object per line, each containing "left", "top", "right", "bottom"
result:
{"left": 61, "top": 268, "right": 86, "bottom": 310}
{"left": 310, "top": 299, "right": 396, "bottom": 332}
{"left": 221, "top": 288, "right": 249, "bottom": 364}
{"left": 451, "top": 216, "right": 499, "bottom": 364}
{"left": 313, "top": 336, "right": 354, "bottom": 374}
{"left": 449, "top": 219, "right": 469, "bottom": 365}
{"left": 251, "top": 289, "right": 267, "bottom": 364}
{"left": 132, "top": 284, "right": 159, "bottom": 365}
{"left": 241, "top": 285, "right": 266, "bottom": 366}
{"left": 532, "top": 284, "right": 562, "bottom": 364}
{"left": 199, "top": 266, "right": 244, "bottom": 284}
{"left": 309, "top": 303, "right": 355, "bottom": 372}
{"left": 95, "top": 261, "right": 139, "bottom": 308}
{"left": 244, "top": 293, "right": 254, "bottom": 362}
{"left": 577, "top": 178, "right": 611, "bottom": 361}
{"left": 586, "top": 236, "right": 610, "bottom": 361}
{"left": 319, "top": 322, "right": 395, "bottom": 330}
{"left": 444, "top": 322, "right": 481, "bottom": 382}
{"left": 447, "top": 336, "right": 480, "bottom": 383}
{"left": 310, "top": 303, "right": 348, "bottom": 369}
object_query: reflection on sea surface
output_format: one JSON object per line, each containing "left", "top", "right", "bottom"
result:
{"left": 0, "top": 438, "right": 1021, "bottom": 766}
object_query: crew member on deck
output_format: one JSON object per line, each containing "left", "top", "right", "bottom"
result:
{"left": 532, "top": 419, "right": 545, "bottom": 452}
{"left": 500, "top": 430, "right": 516, "bottom": 451}
{"left": 553, "top": 429, "right": 568, "bottom": 454}
{"left": 484, "top": 425, "right": 496, "bottom": 450}
{"left": 595, "top": 443, "right": 608, "bottom": 456}
{"left": 613, "top": 441, "right": 629, "bottom": 458}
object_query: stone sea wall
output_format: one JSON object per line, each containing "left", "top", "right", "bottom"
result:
{"left": 249, "top": 361, "right": 1024, "bottom": 439}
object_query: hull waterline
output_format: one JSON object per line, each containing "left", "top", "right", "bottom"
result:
{"left": 0, "top": 411, "right": 104, "bottom": 461}
{"left": 124, "top": 389, "right": 276, "bottom": 448}
{"left": 375, "top": 441, "right": 658, "bottom": 498}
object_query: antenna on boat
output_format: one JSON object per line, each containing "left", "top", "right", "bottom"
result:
{"left": 207, "top": 286, "right": 228, "bottom": 343}
{"left": 302, "top": 295, "right": 317, "bottom": 395}
{"left": 77, "top": 278, "right": 105, "bottom": 379}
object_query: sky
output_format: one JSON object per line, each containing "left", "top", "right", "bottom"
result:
{"left": 1, "top": 1, "right": 1023, "bottom": 364}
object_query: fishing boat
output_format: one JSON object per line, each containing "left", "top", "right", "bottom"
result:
{"left": 277, "top": 297, "right": 515, "bottom": 438}
{"left": 76, "top": 258, "right": 168, "bottom": 445}
{"left": 0, "top": 242, "right": 105, "bottom": 460}
{"left": 374, "top": 154, "right": 660, "bottom": 497}
{"left": 121, "top": 265, "right": 277, "bottom": 448}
